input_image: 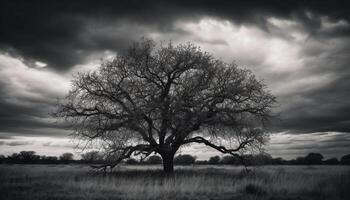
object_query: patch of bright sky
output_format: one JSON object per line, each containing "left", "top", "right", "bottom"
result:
{"left": 34, "top": 61, "right": 47, "bottom": 68}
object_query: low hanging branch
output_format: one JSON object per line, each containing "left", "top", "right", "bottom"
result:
{"left": 55, "top": 39, "right": 276, "bottom": 173}
{"left": 183, "top": 136, "right": 253, "bottom": 155}
{"left": 91, "top": 144, "right": 154, "bottom": 171}
{"left": 183, "top": 134, "right": 260, "bottom": 172}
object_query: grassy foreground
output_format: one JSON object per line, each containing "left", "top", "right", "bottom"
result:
{"left": 0, "top": 164, "right": 349, "bottom": 200}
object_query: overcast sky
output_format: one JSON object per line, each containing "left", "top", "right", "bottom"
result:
{"left": 0, "top": 0, "right": 349, "bottom": 160}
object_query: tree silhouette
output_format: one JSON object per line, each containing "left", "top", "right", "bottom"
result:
{"left": 304, "top": 153, "right": 324, "bottom": 165}
{"left": 251, "top": 153, "right": 273, "bottom": 165}
{"left": 0, "top": 155, "right": 5, "bottom": 163}
{"left": 341, "top": 154, "right": 350, "bottom": 165}
{"left": 220, "top": 155, "right": 238, "bottom": 165}
{"left": 323, "top": 158, "right": 339, "bottom": 165}
{"left": 208, "top": 156, "right": 220, "bottom": 165}
{"left": 19, "top": 151, "right": 40, "bottom": 163}
{"left": 146, "top": 155, "right": 162, "bottom": 164}
{"left": 56, "top": 39, "right": 276, "bottom": 173}
{"left": 81, "top": 151, "right": 104, "bottom": 164}
{"left": 174, "top": 154, "right": 196, "bottom": 165}
{"left": 59, "top": 153, "right": 74, "bottom": 163}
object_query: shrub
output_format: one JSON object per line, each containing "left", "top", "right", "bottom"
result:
{"left": 174, "top": 154, "right": 196, "bottom": 165}
{"left": 304, "top": 153, "right": 324, "bottom": 165}
{"left": 146, "top": 155, "right": 162, "bottom": 164}
{"left": 341, "top": 154, "right": 350, "bottom": 165}
{"left": 220, "top": 155, "right": 237, "bottom": 165}
{"left": 208, "top": 156, "right": 220, "bottom": 165}
{"left": 323, "top": 158, "right": 339, "bottom": 165}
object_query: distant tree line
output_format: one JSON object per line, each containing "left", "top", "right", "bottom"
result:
{"left": 125, "top": 154, "right": 197, "bottom": 165}
{"left": 1, "top": 151, "right": 350, "bottom": 165}
{"left": 201, "top": 153, "right": 350, "bottom": 166}
{"left": 119, "top": 152, "right": 350, "bottom": 166}
{"left": 0, "top": 151, "right": 75, "bottom": 164}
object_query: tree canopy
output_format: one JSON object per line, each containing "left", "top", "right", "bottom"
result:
{"left": 56, "top": 39, "right": 276, "bottom": 173}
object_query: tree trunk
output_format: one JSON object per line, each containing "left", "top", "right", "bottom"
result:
{"left": 161, "top": 153, "right": 174, "bottom": 174}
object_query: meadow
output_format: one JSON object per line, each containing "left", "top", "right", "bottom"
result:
{"left": 0, "top": 164, "right": 349, "bottom": 200}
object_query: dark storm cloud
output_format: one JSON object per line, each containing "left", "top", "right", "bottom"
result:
{"left": 272, "top": 40, "right": 350, "bottom": 133}
{"left": 0, "top": 52, "right": 72, "bottom": 137}
{"left": 1, "top": 0, "right": 349, "bottom": 71}
{"left": 0, "top": 99, "right": 70, "bottom": 137}
{"left": 265, "top": 132, "right": 350, "bottom": 159}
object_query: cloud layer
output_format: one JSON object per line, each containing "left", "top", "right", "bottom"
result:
{"left": 0, "top": 0, "right": 349, "bottom": 158}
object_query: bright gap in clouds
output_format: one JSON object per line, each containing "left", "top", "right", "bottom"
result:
{"left": 35, "top": 61, "right": 47, "bottom": 68}
{"left": 171, "top": 17, "right": 305, "bottom": 75}
{"left": 0, "top": 54, "right": 71, "bottom": 105}
{"left": 152, "top": 17, "right": 331, "bottom": 103}
{"left": 162, "top": 17, "right": 339, "bottom": 99}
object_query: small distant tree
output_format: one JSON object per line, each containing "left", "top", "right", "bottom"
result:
{"left": 46, "top": 156, "right": 59, "bottom": 164}
{"left": 55, "top": 39, "right": 276, "bottom": 173}
{"left": 251, "top": 153, "right": 273, "bottom": 165}
{"left": 81, "top": 151, "right": 104, "bottom": 164}
{"left": 304, "top": 153, "right": 323, "bottom": 165}
{"left": 174, "top": 154, "right": 196, "bottom": 165}
{"left": 220, "top": 155, "right": 238, "bottom": 165}
{"left": 341, "top": 154, "right": 350, "bottom": 165}
{"left": 323, "top": 158, "right": 339, "bottom": 165}
{"left": 19, "top": 151, "right": 39, "bottom": 163}
{"left": 59, "top": 153, "right": 74, "bottom": 163}
{"left": 208, "top": 155, "right": 220, "bottom": 165}
{"left": 146, "top": 155, "right": 162, "bottom": 164}
{"left": 271, "top": 157, "right": 284, "bottom": 165}
{"left": 294, "top": 156, "right": 306, "bottom": 165}
{"left": 0, "top": 155, "right": 5, "bottom": 163}
{"left": 8, "top": 153, "right": 21, "bottom": 163}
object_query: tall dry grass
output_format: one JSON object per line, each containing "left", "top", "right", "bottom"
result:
{"left": 0, "top": 164, "right": 349, "bottom": 200}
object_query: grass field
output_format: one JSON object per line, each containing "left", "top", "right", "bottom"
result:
{"left": 0, "top": 164, "right": 349, "bottom": 200}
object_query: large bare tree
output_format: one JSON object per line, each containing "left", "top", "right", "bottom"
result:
{"left": 56, "top": 39, "right": 276, "bottom": 173}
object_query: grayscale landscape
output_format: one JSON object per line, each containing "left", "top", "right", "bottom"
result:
{"left": 0, "top": 0, "right": 350, "bottom": 200}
